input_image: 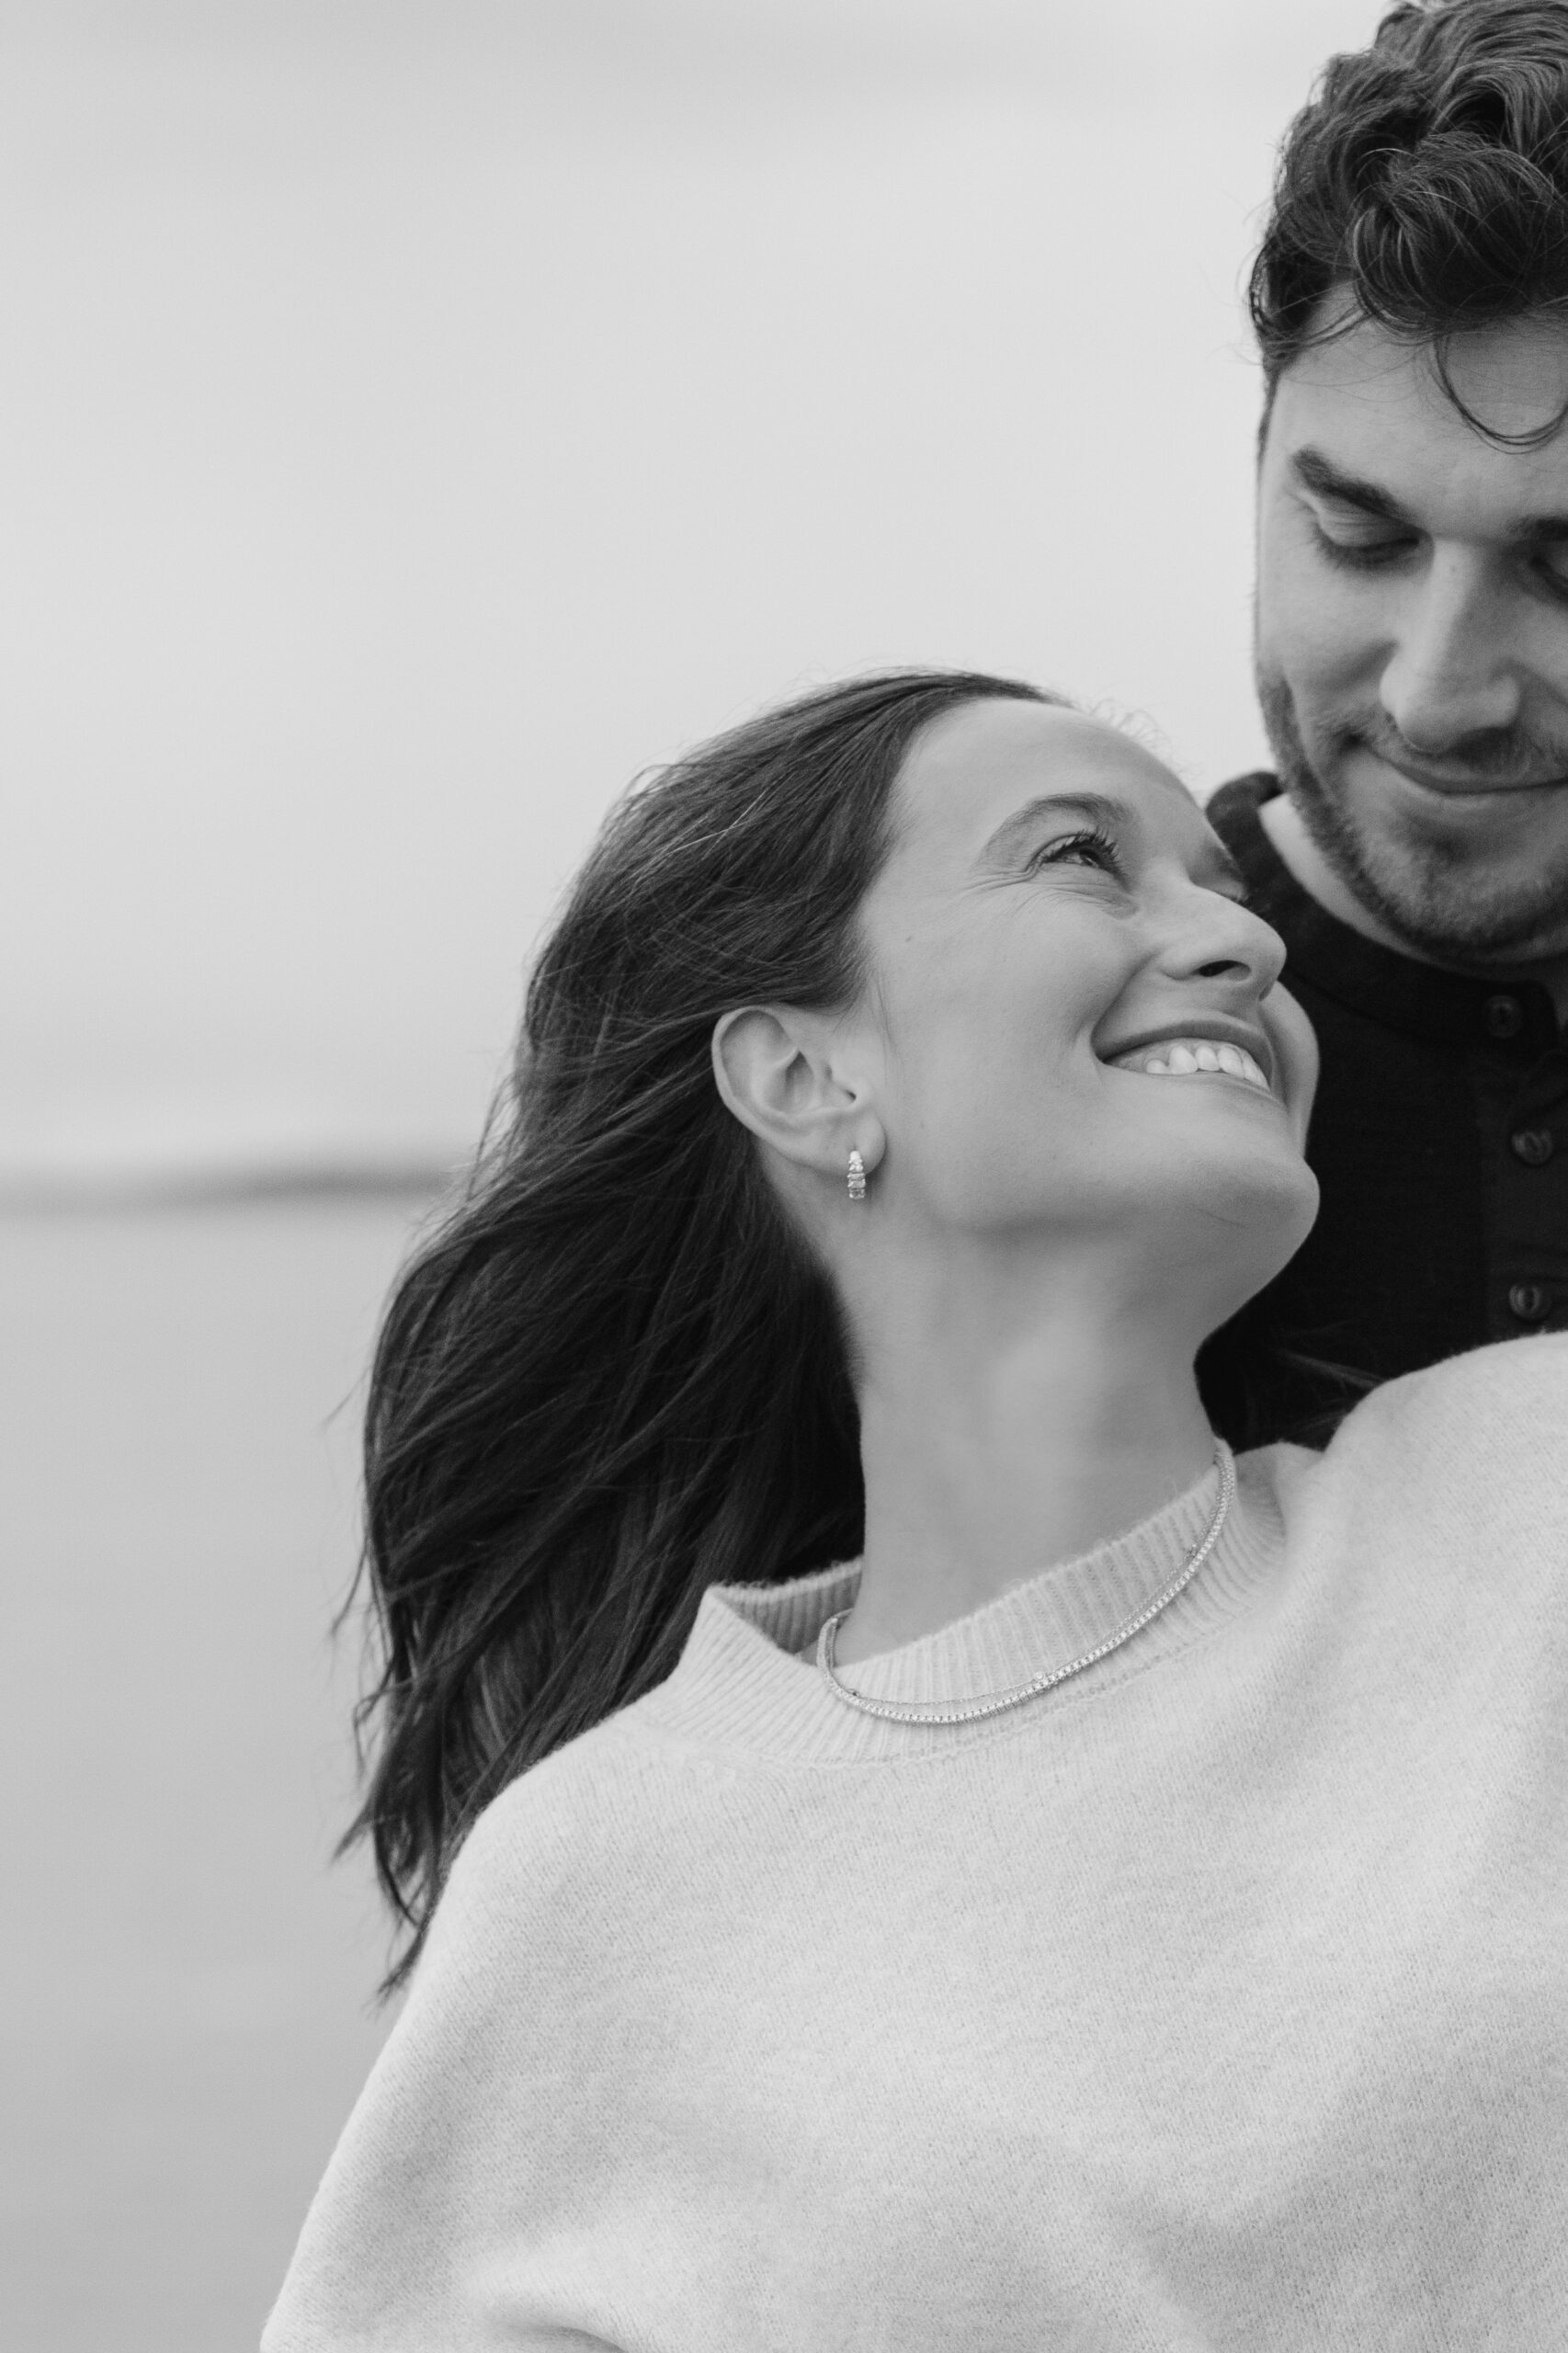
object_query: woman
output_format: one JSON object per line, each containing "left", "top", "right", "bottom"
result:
{"left": 266, "top": 671, "right": 1568, "bottom": 2349}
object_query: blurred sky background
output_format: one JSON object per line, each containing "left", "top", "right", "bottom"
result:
{"left": 3, "top": 0, "right": 1383, "bottom": 1199}
{"left": 1, "top": 4, "right": 1387, "bottom": 2348}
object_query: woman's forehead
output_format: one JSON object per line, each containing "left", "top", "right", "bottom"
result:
{"left": 889, "top": 699, "right": 1199, "bottom": 864}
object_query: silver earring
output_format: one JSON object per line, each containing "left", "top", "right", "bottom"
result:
{"left": 846, "top": 1149, "right": 867, "bottom": 1201}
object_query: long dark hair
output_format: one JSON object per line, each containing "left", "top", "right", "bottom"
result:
{"left": 345, "top": 670, "right": 1051, "bottom": 1989}
{"left": 343, "top": 666, "right": 1359, "bottom": 1993}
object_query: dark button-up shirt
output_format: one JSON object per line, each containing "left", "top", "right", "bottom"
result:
{"left": 1205, "top": 774, "right": 1568, "bottom": 1438}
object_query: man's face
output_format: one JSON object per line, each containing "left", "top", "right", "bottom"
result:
{"left": 1255, "top": 312, "right": 1568, "bottom": 969}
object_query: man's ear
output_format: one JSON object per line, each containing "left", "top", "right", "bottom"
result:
{"left": 711, "top": 1006, "right": 882, "bottom": 1178}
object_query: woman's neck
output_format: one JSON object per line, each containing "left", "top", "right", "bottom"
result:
{"left": 833, "top": 1249, "right": 1217, "bottom": 1666}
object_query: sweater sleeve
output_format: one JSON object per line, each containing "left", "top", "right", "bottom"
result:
{"left": 260, "top": 1754, "right": 635, "bottom": 2353}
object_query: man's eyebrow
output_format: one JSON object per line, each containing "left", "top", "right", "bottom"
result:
{"left": 978, "top": 791, "right": 1135, "bottom": 865}
{"left": 1292, "top": 441, "right": 1568, "bottom": 545}
{"left": 1511, "top": 508, "right": 1568, "bottom": 547}
{"left": 1291, "top": 446, "right": 1413, "bottom": 527}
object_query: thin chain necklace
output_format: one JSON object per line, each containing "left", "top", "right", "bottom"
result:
{"left": 816, "top": 1442, "right": 1234, "bottom": 1726}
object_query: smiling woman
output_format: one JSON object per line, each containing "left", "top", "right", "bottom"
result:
{"left": 264, "top": 670, "right": 1568, "bottom": 2349}
{"left": 706, "top": 697, "right": 1318, "bottom": 1664}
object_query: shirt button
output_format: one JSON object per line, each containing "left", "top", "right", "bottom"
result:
{"left": 1509, "top": 1282, "right": 1551, "bottom": 1322}
{"left": 1484, "top": 993, "right": 1524, "bottom": 1039}
{"left": 1511, "top": 1127, "right": 1555, "bottom": 1165}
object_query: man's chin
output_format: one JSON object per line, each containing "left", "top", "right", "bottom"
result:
{"left": 1297, "top": 780, "right": 1568, "bottom": 967}
{"left": 1256, "top": 679, "right": 1568, "bottom": 967}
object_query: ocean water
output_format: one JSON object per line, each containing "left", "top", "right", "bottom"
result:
{"left": 0, "top": 1197, "right": 441, "bottom": 2352}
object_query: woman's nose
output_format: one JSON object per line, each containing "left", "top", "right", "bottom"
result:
{"left": 1164, "top": 891, "right": 1287, "bottom": 995}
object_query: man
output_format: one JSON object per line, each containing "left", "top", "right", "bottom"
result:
{"left": 1204, "top": 0, "right": 1568, "bottom": 1440}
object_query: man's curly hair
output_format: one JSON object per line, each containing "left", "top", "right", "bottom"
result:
{"left": 1252, "top": 0, "right": 1568, "bottom": 444}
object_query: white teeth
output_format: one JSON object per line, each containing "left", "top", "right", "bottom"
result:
{"left": 1109, "top": 1038, "right": 1274, "bottom": 1093}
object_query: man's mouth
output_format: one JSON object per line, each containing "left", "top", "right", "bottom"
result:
{"left": 1359, "top": 744, "right": 1568, "bottom": 800}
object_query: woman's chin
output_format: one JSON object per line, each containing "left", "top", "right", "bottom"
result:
{"left": 1127, "top": 1145, "right": 1320, "bottom": 1294}
{"left": 1127, "top": 1118, "right": 1319, "bottom": 1235}
{"left": 1198, "top": 1155, "right": 1321, "bottom": 1291}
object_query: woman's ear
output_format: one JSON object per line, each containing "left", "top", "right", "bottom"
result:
{"left": 1259, "top": 980, "right": 1318, "bottom": 1154}
{"left": 711, "top": 1006, "right": 882, "bottom": 1178}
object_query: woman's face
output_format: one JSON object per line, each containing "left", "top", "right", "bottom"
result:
{"left": 848, "top": 699, "right": 1319, "bottom": 1292}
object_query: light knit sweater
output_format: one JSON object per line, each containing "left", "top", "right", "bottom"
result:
{"left": 265, "top": 1337, "right": 1568, "bottom": 2351}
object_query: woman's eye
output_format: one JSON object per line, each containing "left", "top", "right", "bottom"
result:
{"left": 1027, "top": 828, "right": 1124, "bottom": 878}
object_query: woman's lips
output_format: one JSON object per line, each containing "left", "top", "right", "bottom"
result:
{"left": 1106, "top": 1037, "right": 1275, "bottom": 1093}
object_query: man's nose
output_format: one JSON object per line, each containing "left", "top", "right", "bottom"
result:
{"left": 1378, "top": 549, "right": 1523, "bottom": 753}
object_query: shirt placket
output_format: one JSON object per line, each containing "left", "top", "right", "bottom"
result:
{"left": 1471, "top": 991, "right": 1568, "bottom": 1339}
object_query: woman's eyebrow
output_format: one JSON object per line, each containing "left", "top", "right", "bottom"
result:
{"left": 977, "top": 791, "right": 1134, "bottom": 868}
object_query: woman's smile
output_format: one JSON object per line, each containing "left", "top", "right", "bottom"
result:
{"left": 1105, "top": 1037, "right": 1276, "bottom": 1093}
{"left": 1096, "top": 1015, "right": 1278, "bottom": 1096}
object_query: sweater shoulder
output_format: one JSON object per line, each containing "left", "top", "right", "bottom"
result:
{"left": 259, "top": 1698, "right": 692, "bottom": 2345}
{"left": 1268, "top": 1336, "right": 1568, "bottom": 1568}
{"left": 1335, "top": 1333, "right": 1568, "bottom": 1458}
{"left": 432, "top": 1706, "right": 676, "bottom": 1949}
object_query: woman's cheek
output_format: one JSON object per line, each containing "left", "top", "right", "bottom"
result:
{"left": 1259, "top": 982, "right": 1319, "bottom": 1153}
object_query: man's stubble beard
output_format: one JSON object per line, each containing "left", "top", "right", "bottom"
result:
{"left": 1255, "top": 662, "right": 1568, "bottom": 972}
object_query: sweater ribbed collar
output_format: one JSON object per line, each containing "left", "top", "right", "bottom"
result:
{"left": 637, "top": 1449, "right": 1282, "bottom": 1763}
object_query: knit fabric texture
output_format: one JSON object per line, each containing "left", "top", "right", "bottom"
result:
{"left": 264, "top": 1336, "right": 1568, "bottom": 2350}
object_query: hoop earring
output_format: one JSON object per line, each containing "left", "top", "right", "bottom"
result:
{"left": 846, "top": 1150, "right": 867, "bottom": 1201}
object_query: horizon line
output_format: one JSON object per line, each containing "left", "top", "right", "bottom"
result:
{"left": 0, "top": 1154, "right": 465, "bottom": 1214}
